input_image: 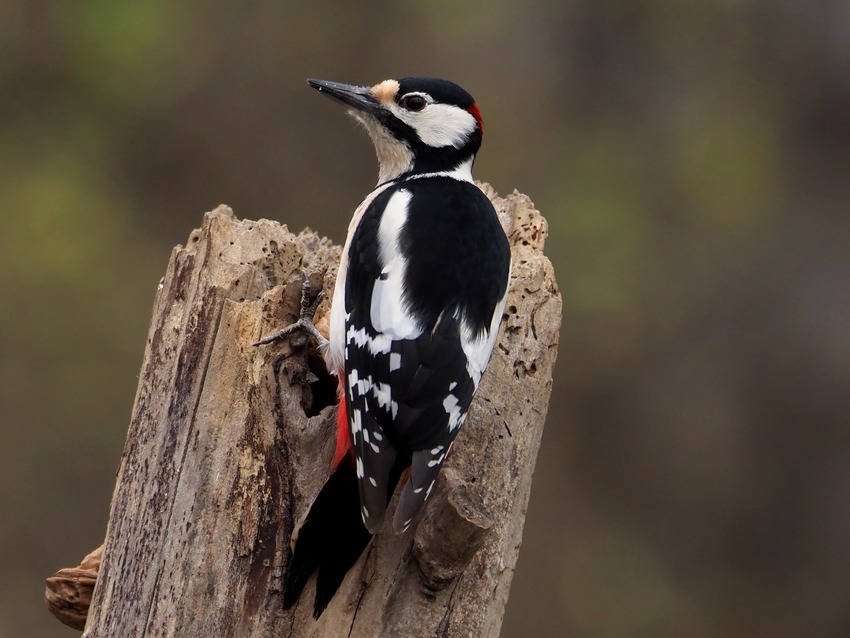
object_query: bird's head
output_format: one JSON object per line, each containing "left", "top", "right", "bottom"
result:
{"left": 308, "top": 77, "right": 484, "bottom": 184}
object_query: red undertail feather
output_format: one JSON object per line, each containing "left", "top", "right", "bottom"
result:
{"left": 333, "top": 378, "right": 351, "bottom": 468}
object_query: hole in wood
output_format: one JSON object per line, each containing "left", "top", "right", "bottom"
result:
{"left": 302, "top": 348, "right": 338, "bottom": 418}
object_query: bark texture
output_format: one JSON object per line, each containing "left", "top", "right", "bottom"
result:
{"left": 80, "top": 185, "right": 561, "bottom": 637}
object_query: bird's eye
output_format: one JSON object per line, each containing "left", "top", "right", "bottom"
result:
{"left": 400, "top": 94, "right": 427, "bottom": 112}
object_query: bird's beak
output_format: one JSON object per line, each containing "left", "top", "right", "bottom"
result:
{"left": 307, "top": 79, "right": 382, "bottom": 116}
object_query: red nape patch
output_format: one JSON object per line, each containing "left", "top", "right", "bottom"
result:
{"left": 333, "top": 382, "right": 352, "bottom": 469}
{"left": 467, "top": 103, "right": 484, "bottom": 136}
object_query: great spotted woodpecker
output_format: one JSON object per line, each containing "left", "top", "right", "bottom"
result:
{"left": 261, "top": 77, "right": 511, "bottom": 618}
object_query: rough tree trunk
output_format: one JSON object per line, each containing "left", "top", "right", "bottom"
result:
{"left": 79, "top": 185, "right": 561, "bottom": 638}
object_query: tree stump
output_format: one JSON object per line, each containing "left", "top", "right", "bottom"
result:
{"left": 72, "top": 185, "right": 560, "bottom": 637}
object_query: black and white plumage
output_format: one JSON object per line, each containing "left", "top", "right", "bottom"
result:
{"left": 282, "top": 76, "right": 511, "bottom": 618}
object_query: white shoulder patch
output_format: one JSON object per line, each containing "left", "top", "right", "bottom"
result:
{"left": 459, "top": 274, "right": 511, "bottom": 389}
{"left": 370, "top": 190, "right": 423, "bottom": 340}
{"left": 327, "top": 182, "right": 397, "bottom": 375}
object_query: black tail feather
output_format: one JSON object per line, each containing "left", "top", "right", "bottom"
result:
{"left": 283, "top": 461, "right": 372, "bottom": 618}
{"left": 283, "top": 452, "right": 412, "bottom": 618}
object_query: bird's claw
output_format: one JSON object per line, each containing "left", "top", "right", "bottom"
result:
{"left": 253, "top": 271, "right": 328, "bottom": 349}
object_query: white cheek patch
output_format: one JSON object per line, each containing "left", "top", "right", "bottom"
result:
{"left": 391, "top": 103, "right": 478, "bottom": 149}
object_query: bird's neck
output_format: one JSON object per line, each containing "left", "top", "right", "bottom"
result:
{"left": 380, "top": 154, "right": 476, "bottom": 186}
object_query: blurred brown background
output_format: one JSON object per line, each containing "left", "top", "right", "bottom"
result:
{"left": 2, "top": 1, "right": 849, "bottom": 636}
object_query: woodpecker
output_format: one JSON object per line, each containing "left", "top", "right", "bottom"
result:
{"left": 264, "top": 77, "right": 511, "bottom": 618}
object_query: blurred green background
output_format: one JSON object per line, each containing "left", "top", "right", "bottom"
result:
{"left": 2, "top": 1, "right": 849, "bottom": 636}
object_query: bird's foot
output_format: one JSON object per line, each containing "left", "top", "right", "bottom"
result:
{"left": 253, "top": 271, "right": 328, "bottom": 349}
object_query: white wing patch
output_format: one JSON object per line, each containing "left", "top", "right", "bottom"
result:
{"left": 458, "top": 278, "right": 510, "bottom": 389}
{"left": 326, "top": 182, "right": 398, "bottom": 375}
{"left": 348, "top": 368, "right": 398, "bottom": 419}
{"left": 377, "top": 189, "right": 409, "bottom": 266}
{"left": 371, "top": 381, "right": 393, "bottom": 411}
{"left": 442, "top": 392, "right": 464, "bottom": 432}
{"left": 370, "top": 189, "right": 423, "bottom": 340}
{"left": 350, "top": 407, "right": 362, "bottom": 437}
{"left": 347, "top": 325, "right": 392, "bottom": 355}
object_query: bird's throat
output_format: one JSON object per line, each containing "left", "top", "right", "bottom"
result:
{"left": 349, "top": 111, "right": 414, "bottom": 184}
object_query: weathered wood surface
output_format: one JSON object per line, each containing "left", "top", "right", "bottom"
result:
{"left": 80, "top": 186, "right": 561, "bottom": 637}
